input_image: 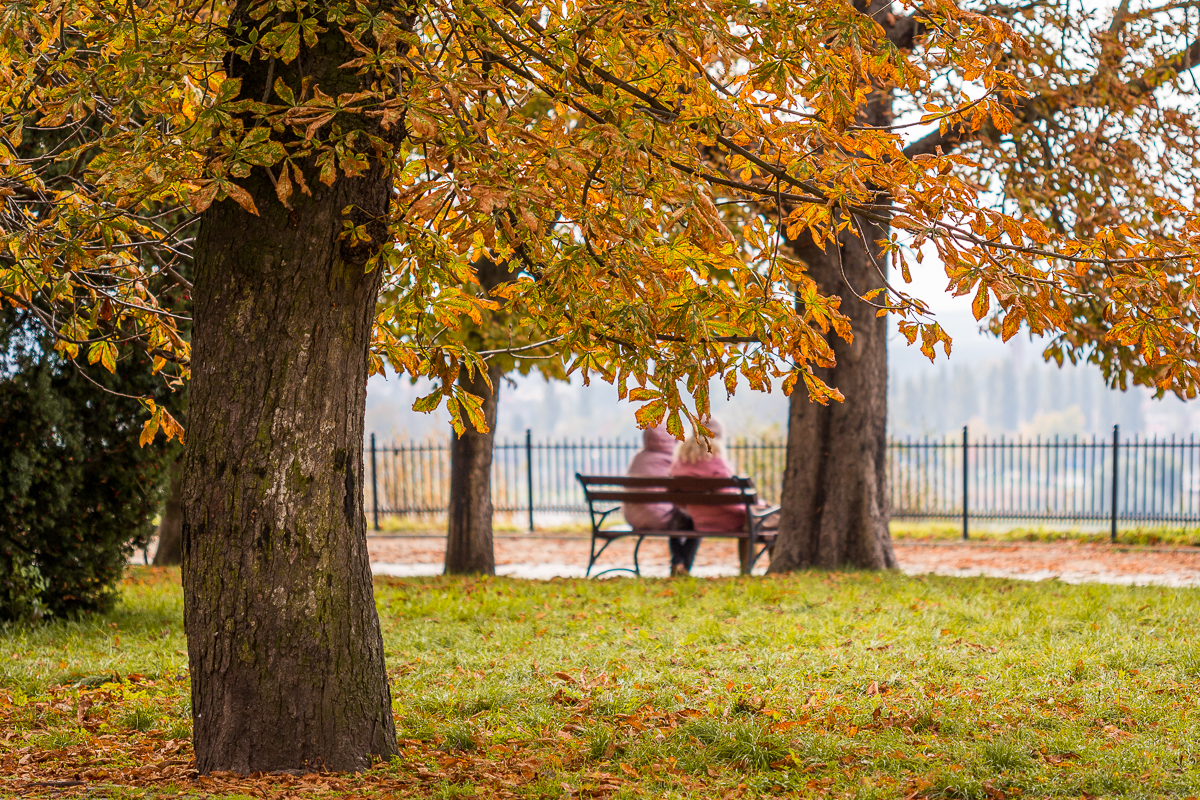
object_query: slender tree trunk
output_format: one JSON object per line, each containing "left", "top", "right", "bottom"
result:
{"left": 179, "top": 3, "right": 408, "bottom": 773}
{"left": 443, "top": 259, "right": 514, "bottom": 575}
{"left": 769, "top": 63, "right": 898, "bottom": 572}
{"left": 152, "top": 461, "right": 183, "bottom": 566}
{"left": 444, "top": 361, "right": 503, "bottom": 575}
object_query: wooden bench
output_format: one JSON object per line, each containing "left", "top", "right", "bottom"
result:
{"left": 576, "top": 474, "right": 779, "bottom": 577}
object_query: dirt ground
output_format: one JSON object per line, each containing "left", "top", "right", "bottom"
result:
{"left": 367, "top": 533, "right": 1200, "bottom": 586}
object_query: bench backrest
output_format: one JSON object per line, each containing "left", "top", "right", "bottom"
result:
{"left": 576, "top": 474, "right": 757, "bottom": 506}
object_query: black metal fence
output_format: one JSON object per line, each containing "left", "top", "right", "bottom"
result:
{"left": 366, "top": 426, "right": 1200, "bottom": 536}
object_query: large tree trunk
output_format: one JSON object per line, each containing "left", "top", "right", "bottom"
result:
{"left": 152, "top": 461, "right": 183, "bottom": 566}
{"left": 179, "top": 3, "right": 406, "bottom": 774}
{"left": 769, "top": 65, "right": 898, "bottom": 572}
{"left": 769, "top": 228, "right": 897, "bottom": 571}
{"left": 444, "top": 361, "right": 503, "bottom": 575}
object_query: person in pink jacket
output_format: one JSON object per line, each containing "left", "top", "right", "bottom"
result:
{"left": 669, "top": 418, "right": 750, "bottom": 573}
{"left": 622, "top": 425, "right": 696, "bottom": 574}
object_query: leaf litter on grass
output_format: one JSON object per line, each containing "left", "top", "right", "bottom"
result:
{"left": 5, "top": 567, "right": 1200, "bottom": 797}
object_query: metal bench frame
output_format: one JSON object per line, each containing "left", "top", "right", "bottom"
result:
{"left": 575, "top": 474, "right": 779, "bottom": 577}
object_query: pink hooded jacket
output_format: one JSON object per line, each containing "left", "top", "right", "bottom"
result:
{"left": 622, "top": 426, "right": 677, "bottom": 529}
{"left": 669, "top": 444, "right": 747, "bottom": 533}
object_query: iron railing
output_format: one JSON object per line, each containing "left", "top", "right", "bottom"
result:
{"left": 366, "top": 426, "right": 1200, "bottom": 537}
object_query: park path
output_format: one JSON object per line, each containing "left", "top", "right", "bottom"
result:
{"left": 369, "top": 534, "right": 1200, "bottom": 587}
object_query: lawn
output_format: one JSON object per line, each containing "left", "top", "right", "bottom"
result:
{"left": 3, "top": 568, "right": 1200, "bottom": 799}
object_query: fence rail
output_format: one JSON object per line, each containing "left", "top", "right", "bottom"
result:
{"left": 367, "top": 426, "right": 1200, "bottom": 537}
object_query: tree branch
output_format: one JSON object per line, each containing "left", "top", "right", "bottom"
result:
{"left": 903, "top": 28, "right": 1200, "bottom": 159}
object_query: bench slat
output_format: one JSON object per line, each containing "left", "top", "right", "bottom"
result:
{"left": 598, "top": 529, "right": 776, "bottom": 540}
{"left": 584, "top": 490, "right": 757, "bottom": 505}
{"left": 576, "top": 475, "right": 751, "bottom": 490}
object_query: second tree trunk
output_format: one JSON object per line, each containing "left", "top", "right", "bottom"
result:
{"left": 770, "top": 225, "right": 898, "bottom": 571}
{"left": 152, "top": 461, "right": 183, "bottom": 566}
{"left": 444, "top": 363, "right": 503, "bottom": 575}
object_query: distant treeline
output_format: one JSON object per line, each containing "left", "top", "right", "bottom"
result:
{"left": 889, "top": 359, "right": 1163, "bottom": 438}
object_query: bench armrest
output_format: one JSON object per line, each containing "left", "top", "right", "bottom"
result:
{"left": 749, "top": 505, "right": 781, "bottom": 533}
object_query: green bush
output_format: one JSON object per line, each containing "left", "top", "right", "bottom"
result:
{"left": 0, "top": 549, "right": 50, "bottom": 623}
{"left": 0, "top": 307, "right": 179, "bottom": 622}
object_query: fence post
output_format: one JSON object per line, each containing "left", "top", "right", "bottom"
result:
{"left": 962, "top": 425, "right": 969, "bottom": 541}
{"left": 370, "top": 433, "right": 379, "bottom": 531}
{"left": 525, "top": 428, "right": 535, "bottom": 532}
{"left": 1111, "top": 424, "right": 1119, "bottom": 543}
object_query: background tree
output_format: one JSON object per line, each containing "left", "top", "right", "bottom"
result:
{"left": 0, "top": 306, "right": 178, "bottom": 621}
{"left": 6, "top": 0, "right": 1200, "bottom": 776}
{"left": 151, "top": 462, "right": 184, "bottom": 566}
{"left": 435, "top": 257, "right": 564, "bottom": 575}
{"left": 766, "top": 0, "right": 1200, "bottom": 571}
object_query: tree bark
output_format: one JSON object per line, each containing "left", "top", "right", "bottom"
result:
{"left": 769, "top": 228, "right": 898, "bottom": 571}
{"left": 769, "top": 61, "right": 898, "bottom": 572}
{"left": 444, "top": 361, "right": 503, "bottom": 575}
{"left": 443, "top": 258, "right": 512, "bottom": 575}
{"left": 152, "top": 460, "right": 183, "bottom": 566}
{"left": 179, "top": 3, "right": 407, "bottom": 774}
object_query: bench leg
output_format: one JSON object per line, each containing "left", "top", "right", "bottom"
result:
{"left": 738, "top": 538, "right": 752, "bottom": 575}
{"left": 588, "top": 532, "right": 611, "bottom": 577}
{"left": 588, "top": 535, "right": 646, "bottom": 579}
{"left": 632, "top": 535, "right": 645, "bottom": 577}
{"left": 748, "top": 542, "right": 772, "bottom": 572}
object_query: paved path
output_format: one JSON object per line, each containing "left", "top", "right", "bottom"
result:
{"left": 368, "top": 534, "right": 1200, "bottom": 586}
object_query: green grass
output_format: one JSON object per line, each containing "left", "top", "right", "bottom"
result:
{"left": 5, "top": 567, "right": 1200, "bottom": 798}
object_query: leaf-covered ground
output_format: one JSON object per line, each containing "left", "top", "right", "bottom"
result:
{"left": 3, "top": 568, "right": 1200, "bottom": 798}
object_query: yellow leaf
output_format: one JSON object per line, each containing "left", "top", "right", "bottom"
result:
{"left": 634, "top": 399, "right": 666, "bottom": 429}
{"left": 971, "top": 285, "right": 989, "bottom": 321}
{"left": 1000, "top": 312, "right": 1022, "bottom": 342}
{"left": 100, "top": 340, "right": 117, "bottom": 373}
{"left": 139, "top": 402, "right": 162, "bottom": 447}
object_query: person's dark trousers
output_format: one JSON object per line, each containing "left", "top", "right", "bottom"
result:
{"left": 668, "top": 510, "right": 698, "bottom": 572}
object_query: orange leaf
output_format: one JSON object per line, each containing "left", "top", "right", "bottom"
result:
{"left": 971, "top": 284, "right": 989, "bottom": 321}
{"left": 275, "top": 165, "right": 293, "bottom": 208}
{"left": 224, "top": 183, "right": 259, "bottom": 216}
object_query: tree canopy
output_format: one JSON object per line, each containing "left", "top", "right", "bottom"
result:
{"left": 3, "top": 0, "right": 1199, "bottom": 434}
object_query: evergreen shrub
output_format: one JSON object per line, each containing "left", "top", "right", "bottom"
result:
{"left": 0, "top": 308, "right": 178, "bottom": 622}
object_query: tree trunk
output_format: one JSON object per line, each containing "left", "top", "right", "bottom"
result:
{"left": 769, "top": 228, "right": 897, "bottom": 571}
{"left": 152, "top": 461, "right": 183, "bottom": 566}
{"left": 444, "top": 361, "right": 503, "bottom": 575}
{"left": 443, "top": 258, "right": 512, "bottom": 575}
{"left": 179, "top": 4, "right": 406, "bottom": 774}
{"left": 769, "top": 65, "right": 898, "bottom": 571}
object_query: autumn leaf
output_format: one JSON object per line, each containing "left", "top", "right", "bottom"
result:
{"left": 223, "top": 182, "right": 259, "bottom": 216}
{"left": 971, "top": 285, "right": 990, "bottom": 321}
